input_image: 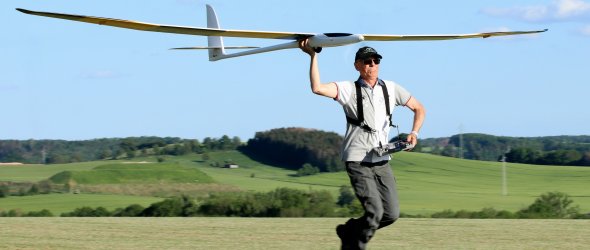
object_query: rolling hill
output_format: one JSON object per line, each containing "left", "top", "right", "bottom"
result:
{"left": 1, "top": 151, "right": 589, "bottom": 215}
{"left": 194, "top": 151, "right": 590, "bottom": 215}
{"left": 49, "top": 162, "right": 213, "bottom": 184}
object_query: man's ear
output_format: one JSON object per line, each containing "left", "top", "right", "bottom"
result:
{"left": 353, "top": 60, "right": 362, "bottom": 71}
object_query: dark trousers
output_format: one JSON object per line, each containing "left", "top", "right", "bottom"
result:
{"left": 343, "top": 161, "right": 400, "bottom": 248}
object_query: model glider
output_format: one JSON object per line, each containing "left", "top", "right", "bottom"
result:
{"left": 17, "top": 5, "right": 547, "bottom": 61}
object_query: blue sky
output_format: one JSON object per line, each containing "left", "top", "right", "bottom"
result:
{"left": 2, "top": 0, "right": 589, "bottom": 141}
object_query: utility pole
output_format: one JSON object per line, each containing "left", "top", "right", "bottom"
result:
{"left": 458, "top": 124, "right": 464, "bottom": 159}
{"left": 501, "top": 146, "right": 511, "bottom": 196}
{"left": 501, "top": 155, "right": 507, "bottom": 196}
{"left": 41, "top": 146, "right": 47, "bottom": 165}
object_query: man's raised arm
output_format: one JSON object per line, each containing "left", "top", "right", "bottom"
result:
{"left": 298, "top": 39, "right": 338, "bottom": 99}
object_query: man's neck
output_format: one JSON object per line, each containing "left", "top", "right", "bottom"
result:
{"left": 361, "top": 77, "right": 378, "bottom": 88}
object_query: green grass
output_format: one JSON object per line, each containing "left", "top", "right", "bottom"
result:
{"left": 392, "top": 153, "right": 590, "bottom": 214}
{"left": 2, "top": 151, "right": 590, "bottom": 215}
{"left": 49, "top": 162, "right": 214, "bottom": 184}
{"left": 1, "top": 218, "right": 588, "bottom": 249}
{"left": 189, "top": 151, "right": 341, "bottom": 193}
{"left": 0, "top": 193, "right": 162, "bottom": 215}
{"left": 187, "top": 151, "right": 590, "bottom": 215}
{"left": 0, "top": 161, "right": 101, "bottom": 182}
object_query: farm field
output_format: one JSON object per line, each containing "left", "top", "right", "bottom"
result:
{"left": 191, "top": 151, "right": 590, "bottom": 214}
{"left": 0, "top": 193, "right": 162, "bottom": 215}
{"left": 1, "top": 151, "right": 590, "bottom": 215}
{"left": 1, "top": 217, "right": 588, "bottom": 249}
{"left": 0, "top": 161, "right": 100, "bottom": 182}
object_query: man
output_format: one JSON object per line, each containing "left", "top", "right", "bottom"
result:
{"left": 299, "top": 39, "right": 425, "bottom": 250}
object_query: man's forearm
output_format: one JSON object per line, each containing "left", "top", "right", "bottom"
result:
{"left": 309, "top": 54, "right": 322, "bottom": 94}
{"left": 307, "top": 54, "right": 338, "bottom": 98}
{"left": 404, "top": 97, "right": 425, "bottom": 145}
{"left": 411, "top": 108, "right": 425, "bottom": 134}
{"left": 299, "top": 38, "right": 337, "bottom": 98}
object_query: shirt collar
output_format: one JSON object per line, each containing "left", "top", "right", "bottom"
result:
{"left": 357, "top": 77, "right": 384, "bottom": 88}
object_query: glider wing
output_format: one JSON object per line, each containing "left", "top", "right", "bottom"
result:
{"left": 17, "top": 8, "right": 546, "bottom": 42}
{"left": 16, "top": 8, "right": 314, "bottom": 40}
{"left": 363, "top": 29, "right": 548, "bottom": 41}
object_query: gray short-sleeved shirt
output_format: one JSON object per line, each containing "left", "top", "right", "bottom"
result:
{"left": 335, "top": 78, "right": 411, "bottom": 162}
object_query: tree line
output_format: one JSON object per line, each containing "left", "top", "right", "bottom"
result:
{"left": 238, "top": 127, "right": 345, "bottom": 173}
{"left": 2, "top": 190, "right": 588, "bottom": 219}
{"left": 1, "top": 188, "right": 342, "bottom": 218}
{"left": 0, "top": 135, "right": 242, "bottom": 164}
{"left": 3, "top": 131, "right": 589, "bottom": 167}
{"left": 417, "top": 134, "right": 590, "bottom": 166}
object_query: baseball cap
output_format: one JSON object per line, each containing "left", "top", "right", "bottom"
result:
{"left": 355, "top": 46, "right": 383, "bottom": 61}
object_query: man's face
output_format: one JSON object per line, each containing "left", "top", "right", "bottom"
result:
{"left": 354, "top": 57, "right": 380, "bottom": 80}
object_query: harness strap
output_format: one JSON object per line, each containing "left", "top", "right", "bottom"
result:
{"left": 381, "top": 81, "right": 393, "bottom": 127}
{"left": 345, "top": 80, "right": 393, "bottom": 132}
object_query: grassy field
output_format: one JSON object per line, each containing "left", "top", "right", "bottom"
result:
{"left": 0, "top": 193, "right": 162, "bottom": 215}
{"left": 49, "top": 162, "right": 214, "bottom": 184}
{"left": 190, "top": 151, "right": 590, "bottom": 214}
{"left": 1, "top": 153, "right": 589, "bottom": 249}
{"left": 0, "top": 161, "right": 101, "bottom": 182}
{"left": 1, "top": 217, "right": 588, "bottom": 249}
{"left": 1, "top": 151, "right": 590, "bottom": 215}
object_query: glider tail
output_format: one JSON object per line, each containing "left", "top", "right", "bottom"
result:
{"left": 170, "top": 5, "right": 263, "bottom": 61}
{"left": 206, "top": 4, "right": 225, "bottom": 61}
{"left": 201, "top": 4, "right": 297, "bottom": 61}
{"left": 173, "top": 5, "right": 299, "bottom": 61}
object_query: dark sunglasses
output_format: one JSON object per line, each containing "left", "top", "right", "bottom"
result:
{"left": 363, "top": 58, "right": 381, "bottom": 65}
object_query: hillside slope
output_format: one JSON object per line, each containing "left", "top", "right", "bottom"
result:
{"left": 49, "top": 162, "right": 213, "bottom": 184}
{"left": 2, "top": 151, "right": 589, "bottom": 215}
{"left": 193, "top": 151, "right": 590, "bottom": 215}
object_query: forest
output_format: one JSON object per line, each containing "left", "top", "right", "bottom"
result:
{"left": 0, "top": 135, "right": 241, "bottom": 164}
{"left": 1, "top": 129, "right": 589, "bottom": 167}
{"left": 239, "top": 127, "right": 344, "bottom": 172}
{"left": 417, "top": 133, "right": 590, "bottom": 166}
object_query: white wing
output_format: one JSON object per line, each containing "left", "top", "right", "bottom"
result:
{"left": 362, "top": 30, "right": 548, "bottom": 41}
{"left": 16, "top": 8, "right": 314, "bottom": 40}
{"left": 17, "top": 8, "right": 546, "bottom": 41}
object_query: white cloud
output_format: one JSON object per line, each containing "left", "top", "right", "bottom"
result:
{"left": 555, "top": 0, "right": 590, "bottom": 18}
{"left": 481, "top": 6, "right": 548, "bottom": 22}
{"left": 482, "top": 0, "right": 590, "bottom": 22}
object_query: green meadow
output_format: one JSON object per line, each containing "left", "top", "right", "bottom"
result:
{"left": 0, "top": 194, "right": 161, "bottom": 215}
{"left": 1, "top": 218, "right": 589, "bottom": 249}
{"left": 1, "top": 151, "right": 590, "bottom": 215}
{"left": 192, "top": 151, "right": 590, "bottom": 214}
{"left": 2, "top": 151, "right": 589, "bottom": 249}
{"left": 49, "top": 162, "right": 214, "bottom": 184}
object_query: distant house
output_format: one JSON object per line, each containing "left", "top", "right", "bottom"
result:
{"left": 224, "top": 164, "right": 239, "bottom": 169}
{"left": 0, "top": 162, "right": 23, "bottom": 166}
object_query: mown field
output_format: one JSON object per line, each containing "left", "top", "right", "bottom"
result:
{"left": 0, "top": 194, "right": 162, "bottom": 215}
{"left": 1, "top": 217, "right": 589, "bottom": 249}
{"left": 193, "top": 151, "right": 590, "bottom": 214}
{"left": 1, "top": 151, "right": 590, "bottom": 215}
